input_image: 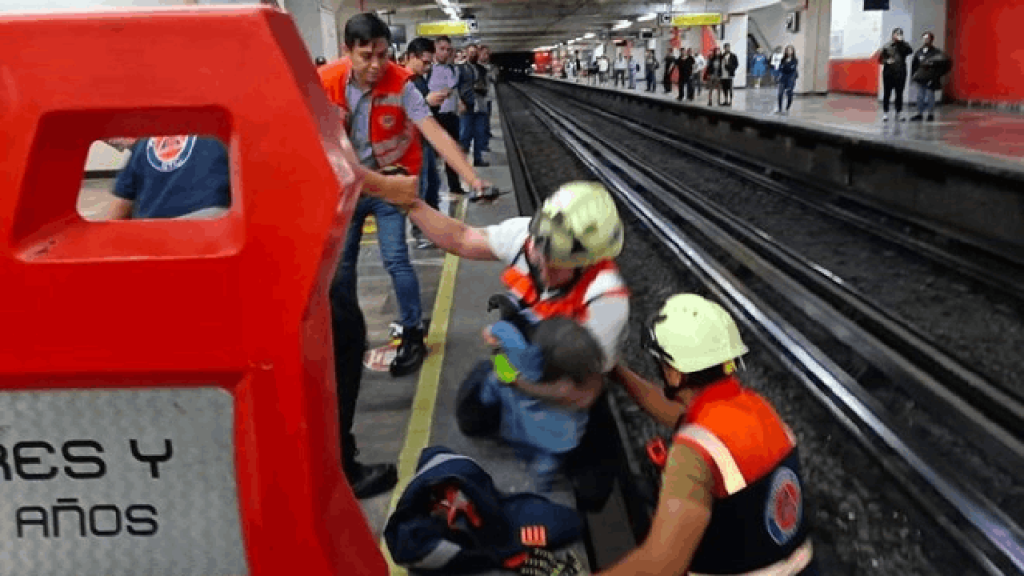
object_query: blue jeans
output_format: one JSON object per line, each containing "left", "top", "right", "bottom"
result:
{"left": 333, "top": 196, "right": 422, "bottom": 329}
{"left": 916, "top": 82, "right": 936, "bottom": 115}
{"left": 418, "top": 141, "right": 440, "bottom": 210}
{"left": 459, "top": 111, "right": 489, "bottom": 163}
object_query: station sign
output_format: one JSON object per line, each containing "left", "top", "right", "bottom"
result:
{"left": 416, "top": 18, "right": 478, "bottom": 36}
{"left": 659, "top": 12, "right": 723, "bottom": 27}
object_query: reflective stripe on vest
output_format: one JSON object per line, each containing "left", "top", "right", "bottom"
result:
{"left": 676, "top": 424, "right": 747, "bottom": 495}
{"left": 688, "top": 541, "right": 814, "bottom": 576}
{"left": 499, "top": 259, "right": 624, "bottom": 322}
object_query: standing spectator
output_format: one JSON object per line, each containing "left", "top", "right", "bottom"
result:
{"left": 704, "top": 47, "right": 724, "bottom": 106}
{"left": 775, "top": 45, "right": 799, "bottom": 115}
{"left": 770, "top": 46, "right": 783, "bottom": 84}
{"left": 692, "top": 49, "right": 707, "bottom": 98}
{"left": 720, "top": 43, "right": 739, "bottom": 106}
{"left": 644, "top": 49, "right": 659, "bottom": 92}
{"left": 405, "top": 37, "right": 447, "bottom": 248}
{"left": 627, "top": 54, "right": 639, "bottom": 89}
{"left": 751, "top": 48, "right": 768, "bottom": 88}
{"left": 909, "top": 32, "right": 951, "bottom": 122}
{"left": 428, "top": 36, "right": 466, "bottom": 195}
{"left": 613, "top": 54, "right": 627, "bottom": 87}
{"left": 598, "top": 55, "right": 610, "bottom": 85}
{"left": 676, "top": 48, "right": 696, "bottom": 102}
{"left": 589, "top": 58, "right": 599, "bottom": 85}
{"left": 878, "top": 27, "right": 914, "bottom": 122}
{"left": 480, "top": 45, "right": 497, "bottom": 153}
{"left": 458, "top": 44, "right": 490, "bottom": 167}
{"left": 662, "top": 48, "right": 677, "bottom": 94}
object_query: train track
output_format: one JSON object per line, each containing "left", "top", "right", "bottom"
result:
{"left": 507, "top": 82, "right": 1024, "bottom": 576}
{"left": 529, "top": 81, "right": 1024, "bottom": 297}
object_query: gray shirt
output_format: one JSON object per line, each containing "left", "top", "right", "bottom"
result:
{"left": 346, "top": 75, "right": 431, "bottom": 168}
{"left": 427, "top": 62, "right": 460, "bottom": 114}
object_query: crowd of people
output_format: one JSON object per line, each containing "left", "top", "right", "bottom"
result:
{"left": 558, "top": 29, "right": 949, "bottom": 122}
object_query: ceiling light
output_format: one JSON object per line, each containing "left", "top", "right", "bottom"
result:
{"left": 637, "top": 13, "right": 657, "bottom": 21}
{"left": 568, "top": 39, "right": 575, "bottom": 44}
{"left": 612, "top": 20, "right": 632, "bottom": 30}
{"left": 584, "top": 32, "right": 596, "bottom": 39}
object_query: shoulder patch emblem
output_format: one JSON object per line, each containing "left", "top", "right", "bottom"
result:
{"left": 765, "top": 466, "right": 802, "bottom": 545}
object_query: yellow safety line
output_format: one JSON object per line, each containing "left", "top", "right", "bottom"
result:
{"left": 379, "top": 198, "right": 468, "bottom": 574}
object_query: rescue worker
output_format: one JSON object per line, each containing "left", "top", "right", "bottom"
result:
{"left": 319, "top": 12, "right": 489, "bottom": 498}
{"left": 319, "top": 12, "right": 490, "bottom": 377}
{"left": 522, "top": 294, "right": 817, "bottom": 575}
{"left": 406, "top": 181, "right": 629, "bottom": 412}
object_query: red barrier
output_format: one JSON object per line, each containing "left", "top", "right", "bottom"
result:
{"left": 0, "top": 6, "right": 386, "bottom": 575}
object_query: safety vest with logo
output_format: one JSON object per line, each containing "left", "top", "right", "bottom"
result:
{"left": 318, "top": 59, "right": 423, "bottom": 175}
{"left": 499, "top": 243, "right": 628, "bottom": 324}
{"left": 673, "top": 377, "right": 817, "bottom": 576}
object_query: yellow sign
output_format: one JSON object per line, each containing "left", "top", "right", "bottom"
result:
{"left": 416, "top": 20, "right": 472, "bottom": 37}
{"left": 670, "top": 13, "right": 722, "bottom": 26}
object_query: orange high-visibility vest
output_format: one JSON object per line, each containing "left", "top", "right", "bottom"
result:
{"left": 500, "top": 257, "right": 627, "bottom": 323}
{"left": 319, "top": 58, "right": 423, "bottom": 175}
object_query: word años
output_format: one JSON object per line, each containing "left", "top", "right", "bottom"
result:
{"left": 16, "top": 498, "right": 158, "bottom": 538}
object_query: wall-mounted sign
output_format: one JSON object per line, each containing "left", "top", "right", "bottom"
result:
{"left": 660, "top": 13, "right": 723, "bottom": 27}
{"left": 416, "top": 19, "right": 477, "bottom": 36}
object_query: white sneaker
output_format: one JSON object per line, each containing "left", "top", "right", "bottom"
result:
{"left": 883, "top": 114, "right": 889, "bottom": 122}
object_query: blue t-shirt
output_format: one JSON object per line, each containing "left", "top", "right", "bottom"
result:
{"left": 113, "top": 136, "right": 231, "bottom": 219}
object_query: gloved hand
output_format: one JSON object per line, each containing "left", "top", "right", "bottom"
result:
{"left": 519, "top": 548, "right": 585, "bottom": 576}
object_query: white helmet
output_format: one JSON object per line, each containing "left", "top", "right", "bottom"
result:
{"left": 643, "top": 294, "right": 748, "bottom": 374}
{"left": 529, "top": 181, "right": 624, "bottom": 269}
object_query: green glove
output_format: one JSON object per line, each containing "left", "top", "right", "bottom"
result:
{"left": 493, "top": 352, "right": 518, "bottom": 384}
{"left": 519, "top": 549, "right": 585, "bottom": 576}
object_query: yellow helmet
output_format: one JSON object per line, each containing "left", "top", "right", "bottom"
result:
{"left": 643, "top": 294, "right": 749, "bottom": 374}
{"left": 529, "top": 181, "right": 624, "bottom": 269}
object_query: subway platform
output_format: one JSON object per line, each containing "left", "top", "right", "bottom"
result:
{"left": 545, "top": 74, "right": 1024, "bottom": 167}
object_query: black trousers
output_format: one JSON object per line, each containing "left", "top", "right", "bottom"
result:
{"left": 435, "top": 112, "right": 463, "bottom": 193}
{"left": 663, "top": 75, "right": 672, "bottom": 93}
{"left": 882, "top": 72, "right": 907, "bottom": 113}
{"left": 721, "top": 78, "right": 734, "bottom": 102}
{"left": 330, "top": 265, "right": 367, "bottom": 468}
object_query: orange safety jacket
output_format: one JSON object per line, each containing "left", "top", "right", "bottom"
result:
{"left": 672, "top": 377, "right": 817, "bottom": 576}
{"left": 319, "top": 59, "right": 423, "bottom": 176}
{"left": 499, "top": 249, "right": 628, "bottom": 324}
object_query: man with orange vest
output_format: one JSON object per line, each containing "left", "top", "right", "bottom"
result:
{"left": 320, "top": 12, "right": 489, "bottom": 499}
{"left": 521, "top": 293, "right": 818, "bottom": 576}
{"left": 408, "top": 181, "right": 629, "bottom": 412}
{"left": 520, "top": 294, "right": 818, "bottom": 576}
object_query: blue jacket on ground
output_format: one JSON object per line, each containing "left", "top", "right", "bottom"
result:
{"left": 383, "top": 446, "right": 583, "bottom": 573}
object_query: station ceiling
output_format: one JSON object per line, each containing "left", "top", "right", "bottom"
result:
{"left": 375, "top": 0, "right": 675, "bottom": 52}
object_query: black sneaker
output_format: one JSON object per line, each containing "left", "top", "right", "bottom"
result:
{"left": 926, "top": 114, "right": 935, "bottom": 121}
{"left": 390, "top": 325, "right": 426, "bottom": 377}
{"left": 909, "top": 114, "right": 923, "bottom": 121}
{"left": 473, "top": 160, "right": 490, "bottom": 167}
{"left": 345, "top": 461, "right": 398, "bottom": 499}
